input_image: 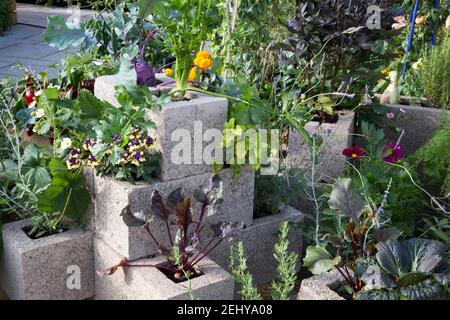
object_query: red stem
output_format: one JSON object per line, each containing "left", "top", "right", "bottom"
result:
{"left": 165, "top": 220, "right": 174, "bottom": 247}
{"left": 189, "top": 238, "right": 224, "bottom": 269}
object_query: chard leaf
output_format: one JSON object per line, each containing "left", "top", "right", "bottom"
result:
{"left": 376, "top": 240, "right": 408, "bottom": 278}
{"left": 150, "top": 190, "right": 170, "bottom": 221}
{"left": 328, "top": 178, "right": 365, "bottom": 222}
{"left": 400, "top": 279, "right": 446, "bottom": 300}
{"left": 121, "top": 205, "right": 147, "bottom": 227}
{"left": 355, "top": 289, "right": 400, "bottom": 300}
{"left": 303, "top": 245, "right": 341, "bottom": 275}
{"left": 174, "top": 197, "right": 193, "bottom": 230}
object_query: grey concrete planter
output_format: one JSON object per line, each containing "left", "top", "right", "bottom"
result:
{"left": 286, "top": 110, "right": 355, "bottom": 182}
{"left": 94, "top": 74, "right": 228, "bottom": 182}
{"left": 0, "top": 220, "right": 94, "bottom": 300}
{"left": 94, "top": 237, "right": 234, "bottom": 300}
{"left": 297, "top": 269, "right": 347, "bottom": 300}
{"left": 209, "top": 205, "right": 304, "bottom": 285}
{"left": 85, "top": 167, "right": 254, "bottom": 261}
{"left": 375, "top": 104, "right": 450, "bottom": 156}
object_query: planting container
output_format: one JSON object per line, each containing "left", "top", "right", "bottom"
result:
{"left": 0, "top": 220, "right": 94, "bottom": 300}
{"left": 287, "top": 110, "right": 355, "bottom": 182}
{"left": 85, "top": 167, "right": 255, "bottom": 261}
{"left": 209, "top": 205, "right": 304, "bottom": 285}
{"left": 375, "top": 103, "right": 450, "bottom": 156}
{"left": 94, "top": 74, "right": 228, "bottom": 181}
{"left": 297, "top": 269, "right": 346, "bottom": 300}
{"left": 94, "top": 237, "right": 234, "bottom": 300}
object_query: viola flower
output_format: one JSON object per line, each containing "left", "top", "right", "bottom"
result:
{"left": 86, "top": 154, "right": 100, "bottom": 167}
{"left": 69, "top": 148, "right": 82, "bottom": 159}
{"left": 382, "top": 143, "right": 404, "bottom": 163}
{"left": 128, "top": 139, "right": 143, "bottom": 152}
{"left": 131, "top": 150, "right": 146, "bottom": 166}
{"left": 112, "top": 134, "right": 122, "bottom": 144}
{"left": 83, "top": 138, "right": 96, "bottom": 151}
{"left": 117, "top": 153, "right": 131, "bottom": 165}
{"left": 164, "top": 68, "right": 173, "bottom": 77}
{"left": 342, "top": 146, "right": 366, "bottom": 161}
{"left": 145, "top": 136, "right": 156, "bottom": 148}
{"left": 66, "top": 157, "right": 81, "bottom": 170}
{"left": 129, "top": 126, "right": 142, "bottom": 139}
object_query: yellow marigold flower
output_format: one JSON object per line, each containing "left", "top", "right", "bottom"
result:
{"left": 196, "top": 51, "right": 211, "bottom": 59}
{"left": 165, "top": 68, "right": 173, "bottom": 77}
{"left": 194, "top": 56, "right": 213, "bottom": 70}
{"left": 189, "top": 67, "right": 202, "bottom": 81}
{"left": 380, "top": 68, "right": 390, "bottom": 76}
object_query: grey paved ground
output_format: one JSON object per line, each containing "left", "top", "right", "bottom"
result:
{"left": 0, "top": 3, "right": 94, "bottom": 79}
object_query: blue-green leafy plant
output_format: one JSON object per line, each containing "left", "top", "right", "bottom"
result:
{"left": 355, "top": 238, "right": 449, "bottom": 300}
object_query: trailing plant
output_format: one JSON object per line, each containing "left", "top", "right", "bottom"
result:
{"left": 354, "top": 238, "right": 449, "bottom": 300}
{"left": 66, "top": 87, "right": 162, "bottom": 182}
{"left": 103, "top": 174, "right": 240, "bottom": 281}
{"left": 229, "top": 221, "right": 299, "bottom": 300}
{"left": 421, "top": 33, "right": 450, "bottom": 108}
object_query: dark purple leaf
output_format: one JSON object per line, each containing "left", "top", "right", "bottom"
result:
{"left": 150, "top": 190, "right": 170, "bottom": 221}
{"left": 135, "top": 60, "right": 157, "bottom": 87}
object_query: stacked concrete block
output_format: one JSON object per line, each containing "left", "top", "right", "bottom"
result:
{"left": 88, "top": 166, "right": 255, "bottom": 261}
{"left": 297, "top": 269, "right": 347, "bottom": 300}
{"left": 209, "top": 205, "right": 304, "bottom": 285}
{"left": 374, "top": 104, "right": 450, "bottom": 156}
{"left": 94, "top": 237, "right": 234, "bottom": 300}
{"left": 0, "top": 220, "right": 94, "bottom": 300}
{"left": 94, "top": 74, "right": 228, "bottom": 181}
{"left": 9, "top": 0, "right": 17, "bottom": 25}
{"left": 286, "top": 110, "right": 355, "bottom": 182}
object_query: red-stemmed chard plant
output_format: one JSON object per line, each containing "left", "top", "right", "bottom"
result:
{"left": 103, "top": 174, "right": 240, "bottom": 281}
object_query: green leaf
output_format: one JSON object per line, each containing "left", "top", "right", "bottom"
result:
{"left": 328, "top": 178, "right": 365, "bottom": 221}
{"left": 397, "top": 272, "right": 428, "bottom": 288}
{"left": 303, "top": 246, "right": 341, "bottom": 275}
{"left": 42, "top": 16, "right": 86, "bottom": 50}
{"left": 137, "top": 0, "right": 161, "bottom": 19}
{"left": 400, "top": 279, "right": 447, "bottom": 300}
{"left": 78, "top": 90, "right": 113, "bottom": 120}
{"left": 376, "top": 240, "right": 408, "bottom": 278}
{"left": 48, "top": 158, "right": 68, "bottom": 177}
{"left": 0, "top": 160, "right": 18, "bottom": 185}
{"left": 355, "top": 289, "right": 400, "bottom": 300}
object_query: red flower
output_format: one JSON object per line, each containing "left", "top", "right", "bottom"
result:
{"left": 342, "top": 146, "right": 366, "bottom": 160}
{"left": 382, "top": 143, "right": 404, "bottom": 163}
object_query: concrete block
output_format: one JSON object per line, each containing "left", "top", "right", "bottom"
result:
{"left": 94, "top": 237, "right": 234, "bottom": 300}
{"left": 0, "top": 220, "right": 94, "bottom": 300}
{"left": 297, "top": 269, "right": 346, "bottom": 300}
{"left": 91, "top": 167, "right": 254, "bottom": 261}
{"left": 373, "top": 104, "right": 450, "bottom": 156}
{"left": 287, "top": 110, "right": 355, "bottom": 182}
{"left": 94, "top": 74, "right": 229, "bottom": 181}
{"left": 208, "top": 205, "right": 304, "bottom": 285}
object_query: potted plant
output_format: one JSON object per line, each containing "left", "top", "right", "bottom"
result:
{"left": 0, "top": 96, "right": 94, "bottom": 300}
{"left": 95, "top": 174, "right": 236, "bottom": 300}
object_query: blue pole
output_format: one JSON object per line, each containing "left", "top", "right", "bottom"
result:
{"left": 402, "top": 0, "right": 420, "bottom": 78}
{"left": 430, "top": 0, "right": 439, "bottom": 47}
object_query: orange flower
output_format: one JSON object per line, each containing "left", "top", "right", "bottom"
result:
{"left": 415, "top": 16, "right": 426, "bottom": 25}
{"left": 165, "top": 68, "right": 173, "bottom": 77}
{"left": 188, "top": 67, "right": 202, "bottom": 81}
{"left": 196, "top": 51, "right": 211, "bottom": 59}
{"left": 194, "top": 51, "right": 213, "bottom": 70}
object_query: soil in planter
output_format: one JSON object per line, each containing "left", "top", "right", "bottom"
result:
{"left": 156, "top": 261, "right": 203, "bottom": 284}
{"left": 312, "top": 111, "right": 340, "bottom": 124}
